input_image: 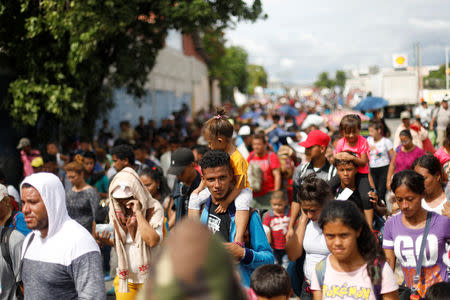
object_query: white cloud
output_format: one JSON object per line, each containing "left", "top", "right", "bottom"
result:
{"left": 280, "top": 58, "right": 294, "bottom": 69}
{"left": 408, "top": 18, "right": 450, "bottom": 30}
{"left": 226, "top": 0, "right": 450, "bottom": 83}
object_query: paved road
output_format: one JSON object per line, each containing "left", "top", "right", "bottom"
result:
{"left": 385, "top": 118, "right": 401, "bottom": 140}
{"left": 103, "top": 118, "right": 403, "bottom": 300}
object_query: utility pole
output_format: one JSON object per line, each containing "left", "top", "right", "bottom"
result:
{"left": 446, "top": 46, "right": 449, "bottom": 90}
{"left": 417, "top": 42, "right": 423, "bottom": 101}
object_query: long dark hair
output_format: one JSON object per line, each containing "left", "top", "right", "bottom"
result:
{"left": 412, "top": 155, "right": 444, "bottom": 184}
{"left": 391, "top": 170, "right": 425, "bottom": 195}
{"left": 296, "top": 173, "right": 333, "bottom": 206}
{"left": 319, "top": 200, "right": 385, "bottom": 285}
{"left": 138, "top": 166, "right": 171, "bottom": 200}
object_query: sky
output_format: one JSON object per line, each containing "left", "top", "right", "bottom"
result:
{"left": 225, "top": 0, "right": 450, "bottom": 84}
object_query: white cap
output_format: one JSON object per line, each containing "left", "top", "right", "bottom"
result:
{"left": 238, "top": 125, "right": 251, "bottom": 136}
{"left": 0, "top": 184, "right": 8, "bottom": 201}
{"left": 111, "top": 184, "right": 133, "bottom": 199}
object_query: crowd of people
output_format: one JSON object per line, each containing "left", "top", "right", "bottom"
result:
{"left": 1, "top": 95, "right": 449, "bottom": 300}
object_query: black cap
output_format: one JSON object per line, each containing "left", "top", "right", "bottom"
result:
{"left": 168, "top": 148, "right": 195, "bottom": 175}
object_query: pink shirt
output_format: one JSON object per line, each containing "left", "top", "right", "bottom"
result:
{"left": 335, "top": 136, "right": 370, "bottom": 174}
{"left": 310, "top": 255, "right": 398, "bottom": 300}
{"left": 434, "top": 147, "right": 450, "bottom": 166}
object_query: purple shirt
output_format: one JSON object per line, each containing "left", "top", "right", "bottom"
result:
{"left": 383, "top": 212, "right": 450, "bottom": 297}
{"left": 394, "top": 146, "right": 425, "bottom": 173}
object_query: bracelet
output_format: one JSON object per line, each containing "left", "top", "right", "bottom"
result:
{"left": 234, "top": 241, "right": 245, "bottom": 248}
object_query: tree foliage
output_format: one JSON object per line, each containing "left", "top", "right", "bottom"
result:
{"left": 335, "top": 70, "right": 346, "bottom": 88}
{"left": 314, "top": 72, "right": 334, "bottom": 89}
{"left": 202, "top": 28, "right": 250, "bottom": 102}
{"left": 314, "top": 70, "right": 346, "bottom": 89}
{"left": 424, "top": 64, "right": 446, "bottom": 89}
{"left": 247, "top": 64, "right": 267, "bottom": 94}
{"left": 0, "top": 0, "right": 264, "bottom": 134}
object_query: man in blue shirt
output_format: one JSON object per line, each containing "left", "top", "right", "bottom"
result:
{"left": 199, "top": 150, "right": 273, "bottom": 286}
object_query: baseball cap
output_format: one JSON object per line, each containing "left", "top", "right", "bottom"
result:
{"left": 168, "top": 148, "right": 195, "bottom": 175}
{"left": 111, "top": 184, "right": 133, "bottom": 199}
{"left": 299, "top": 130, "right": 330, "bottom": 148}
{"left": 17, "top": 137, "right": 31, "bottom": 149}
{"left": 31, "top": 157, "right": 44, "bottom": 168}
{"left": 238, "top": 125, "right": 251, "bottom": 136}
{"left": 400, "top": 111, "right": 411, "bottom": 120}
{"left": 0, "top": 184, "right": 8, "bottom": 202}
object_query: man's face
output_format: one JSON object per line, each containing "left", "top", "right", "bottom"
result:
{"left": 401, "top": 118, "right": 410, "bottom": 127}
{"left": 21, "top": 187, "right": 49, "bottom": 234}
{"left": 336, "top": 162, "right": 357, "bottom": 187}
{"left": 83, "top": 157, "right": 95, "bottom": 174}
{"left": 112, "top": 155, "right": 128, "bottom": 171}
{"left": 176, "top": 164, "right": 194, "bottom": 184}
{"left": 252, "top": 138, "right": 266, "bottom": 156}
{"left": 305, "top": 145, "right": 323, "bottom": 161}
{"left": 202, "top": 165, "right": 234, "bottom": 202}
{"left": 46, "top": 143, "right": 58, "bottom": 155}
{"left": 134, "top": 149, "right": 146, "bottom": 163}
{"left": 442, "top": 101, "right": 448, "bottom": 109}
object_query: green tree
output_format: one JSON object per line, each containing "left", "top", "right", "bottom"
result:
{"left": 424, "top": 64, "right": 446, "bottom": 89}
{"left": 220, "top": 46, "right": 249, "bottom": 102}
{"left": 314, "top": 72, "right": 335, "bottom": 88}
{"left": 0, "top": 0, "right": 264, "bottom": 135}
{"left": 335, "top": 70, "right": 346, "bottom": 88}
{"left": 202, "top": 28, "right": 251, "bottom": 103}
{"left": 247, "top": 64, "right": 267, "bottom": 94}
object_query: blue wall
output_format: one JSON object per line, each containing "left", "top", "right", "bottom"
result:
{"left": 103, "top": 88, "right": 191, "bottom": 133}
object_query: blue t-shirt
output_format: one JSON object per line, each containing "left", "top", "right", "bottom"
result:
{"left": 7, "top": 211, "right": 32, "bottom": 236}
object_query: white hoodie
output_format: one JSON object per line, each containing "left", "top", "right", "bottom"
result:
{"left": 20, "top": 172, "right": 105, "bottom": 300}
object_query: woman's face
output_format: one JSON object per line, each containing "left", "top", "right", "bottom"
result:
{"left": 323, "top": 220, "right": 361, "bottom": 262}
{"left": 301, "top": 201, "right": 322, "bottom": 222}
{"left": 394, "top": 184, "right": 423, "bottom": 219}
{"left": 67, "top": 171, "right": 84, "bottom": 186}
{"left": 400, "top": 135, "right": 413, "bottom": 149}
{"left": 414, "top": 166, "right": 441, "bottom": 197}
{"left": 140, "top": 175, "right": 159, "bottom": 198}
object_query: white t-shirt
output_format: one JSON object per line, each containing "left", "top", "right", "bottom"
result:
{"left": 303, "top": 221, "right": 330, "bottom": 281}
{"left": 422, "top": 198, "right": 446, "bottom": 215}
{"left": 310, "top": 255, "right": 398, "bottom": 299}
{"left": 367, "top": 136, "right": 393, "bottom": 168}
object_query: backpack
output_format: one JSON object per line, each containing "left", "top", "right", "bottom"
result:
{"left": 1, "top": 227, "right": 24, "bottom": 300}
{"left": 315, "top": 257, "right": 382, "bottom": 300}
{"left": 247, "top": 152, "right": 271, "bottom": 192}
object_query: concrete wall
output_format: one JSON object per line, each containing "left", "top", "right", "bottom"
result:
{"left": 106, "top": 45, "right": 212, "bottom": 131}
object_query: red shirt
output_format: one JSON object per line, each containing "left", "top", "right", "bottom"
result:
{"left": 247, "top": 151, "right": 281, "bottom": 197}
{"left": 263, "top": 208, "right": 290, "bottom": 250}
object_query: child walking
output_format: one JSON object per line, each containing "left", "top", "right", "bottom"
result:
{"left": 262, "top": 191, "right": 290, "bottom": 268}
{"left": 333, "top": 114, "right": 375, "bottom": 229}
{"left": 367, "top": 121, "right": 394, "bottom": 203}
{"left": 189, "top": 107, "right": 252, "bottom": 245}
{"left": 311, "top": 200, "right": 398, "bottom": 300}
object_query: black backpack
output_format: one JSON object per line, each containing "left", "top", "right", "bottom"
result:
{"left": 1, "top": 227, "right": 24, "bottom": 299}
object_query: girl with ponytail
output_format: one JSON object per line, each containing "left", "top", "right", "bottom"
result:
{"left": 311, "top": 200, "right": 399, "bottom": 300}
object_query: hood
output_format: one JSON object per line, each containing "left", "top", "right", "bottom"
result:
{"left": 109, "top": 167, "right": 158, "bottom": 212}
{"left": 21, "top": 172, "right": 70, "bottom": 238}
